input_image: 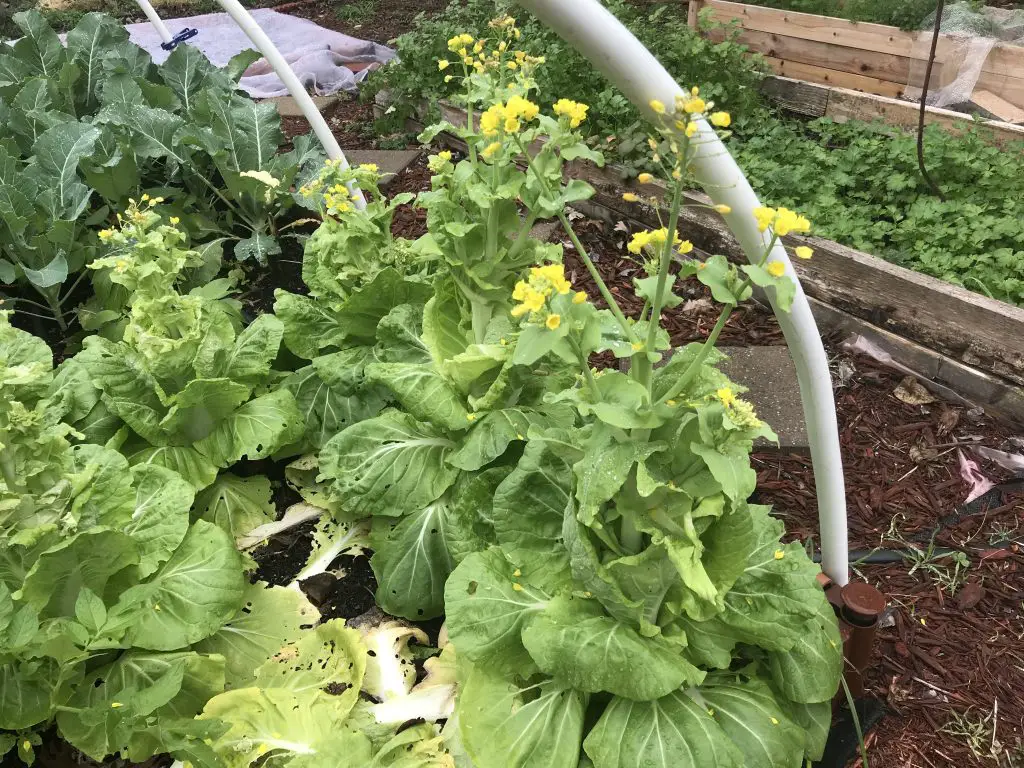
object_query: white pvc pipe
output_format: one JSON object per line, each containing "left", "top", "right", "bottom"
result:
{"left": 136, "top": 0, "right": 367, "bottom": 209}
{"left": 135, "top": 0, "right": 173, "bottom": 45}
{"left": 518, "top": 0, "right": 848, "bottom": 585}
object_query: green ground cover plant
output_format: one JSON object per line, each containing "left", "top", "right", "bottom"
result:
{"left": 369, "top": 0, "right": 1024, "bottom": 306}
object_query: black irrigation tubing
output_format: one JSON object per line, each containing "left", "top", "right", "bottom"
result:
{"left": 810, "top": 477, "right": 1024, "bottom": 565}
{"left": 916, "top": 0, "right": 947, "bottom": 201}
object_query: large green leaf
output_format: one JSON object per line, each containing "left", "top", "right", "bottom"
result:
{"left": 30, "top": 122, "right": 100, "bottom": 218}
{"left": 198, "top": 90, "right": 282, "bottom": 172}
{"left": 371, "top": 497, "right": 455, "bottom": 620}
{"left": 0, "top": 657, "right": 59, "bottom": 730}
{"left": 116, "top": 520, "right": 245, "bottom": 651}
{"left": 282, "top": 354, "right": 387, "bottom": 451}
{"left": 320, "top": 410, "right": 459, "bottom": 517}
{"left": 273, "top": 290, "right": 349, "bottom": 360}
{"left": 201, "top": 688, "right": 370, "bottom": 768}
{"left": 253, "top": 619, "right": 365, "bottom": 711}
{"left": 448, "top": 405, "right": 572, "bottom": 472}
{"left": 65, "top": 13, "right": 132, "bottom": 109}
{"left": 584, "top": 691, "right": 743, "bottom": 768}
{"left": 717, "top": 507, "right": 823, "bottom": 652}
{"left": 124, "top": 464, "right": 194, "bottom": 578}
{"left": 67, "top": 442, "right": 136, "bottom": 530}
{"left": 699, "top": 677, "right": 806, "bottom": 768}
{"left": 19, "top": 529, "right": 137, "bottom": 619}
{"left": 767, "top": 594, "right": 843, "bottom": 703}
{"left": 458, "top": 663, "right": 586, "bottom": 768}
{"left": 366, "top": 362, "right": 469, "bottom": 431}
{"left": 521, "top": 596, "right": 703, "bottom": 700}
{"left": 444, "top": 548, "right": 548, "bottom": 668}
{"left": 160, "top": 44, "right": 222, "bottom": 114}
{"left": 13, "top": 11, "right": 65, "bottom": 78}
{"left": 334, "top": 268, "right": 433, "bottom": 341}
{"left": 489, "top": 439, "right": 575, "bottom": 592}
{"left": 78, "top": 337, "right": 167, "bottom": 445}
{"left": 57, "top": 651, "right": 223, "bottom": 761}
{"left": 192, "top": 473, "right": 274, "bottom": 542}
{"left": 159, "top": 379, "right": 252, "bottom": 444}
{"left": 195, "top": 389, "right": 304, "bottom": 466}
{"left": 127, "top": 444, "right": 218, "bottom": 491}
{"left": 194, "top": 583, "right": 319, "bottom": 690}
{"left": 421, "top": 281, "right": 468, "bottom": 366}
{"left": 208, "top": 313, "right": 283, "bottom": 387}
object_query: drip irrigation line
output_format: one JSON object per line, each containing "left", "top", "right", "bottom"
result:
{"left": 810, "top": 477, "right": 1024, "bottom": 565}
{"left": 916, "top": 0, "right": 947, "bottom": 201}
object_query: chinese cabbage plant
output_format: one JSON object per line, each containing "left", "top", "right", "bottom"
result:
{"left": 314, "top": 19, "right": 840, "bottom": 768}
{"left": 65, "top": 201, "right": 303, "bottom": 492}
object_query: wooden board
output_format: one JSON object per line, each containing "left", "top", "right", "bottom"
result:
{"left": 761, "top": 75, "right": 1024, "bottom": 146}
{"left": 971, "top": 89, "right": 1024, "bottom": 123}
{"left": 703, "top": 26, "right": 929, "bottom": 85}
{"left": 689, "top": 0, "right": 1024, "bottom": 107}
{"left": 763, "top": 56, "right": 907, "bottom": 98}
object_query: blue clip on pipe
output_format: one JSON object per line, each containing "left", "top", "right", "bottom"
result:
{"left": 161, "top": 27, "right": 199, "bottom": 51}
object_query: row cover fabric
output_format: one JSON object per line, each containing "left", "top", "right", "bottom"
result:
{"left": 124, "top": 9, "right": 395, "bottom": 97}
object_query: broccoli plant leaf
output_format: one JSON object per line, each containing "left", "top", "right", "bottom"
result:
{"left": 366, "top": 362, "right": 470, "bottom": 431}
{"left": 195, "top": 389, "right": 304, "bottom": 466}
{"left": 124, "top": 464, "right": 194, "bottom": 578}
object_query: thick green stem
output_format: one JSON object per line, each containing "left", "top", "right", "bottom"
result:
{"left": 470, "top": 299, "right": 490, "bottom": 345}
{"left": 572, "top": 336, "right": 601, "bottom": 401}
{"left": 638, "top": 182, "right": 684, "bottom": 391}
{"left": 557, "top": 213, "right": 638, "bottom": 345}
{"left": 657, "top": 301, "right": 734, "bottom": 406}
{"left": 620, "top": 513, "right": 642, "bottom": 554}
{"left": 507, "top": 210, "right": 540, "bottom": 260}
{"left": 0, "top": 442, "right": 21, "bottom": 492}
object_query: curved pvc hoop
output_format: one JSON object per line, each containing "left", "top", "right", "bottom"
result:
{"left": 517, "top": 0, "right": 849, "bottom": 585}
{"left": 132, "top": 0, "right": 367, "bottom": 209}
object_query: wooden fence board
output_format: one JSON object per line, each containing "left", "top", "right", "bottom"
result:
{"left": 763, "top": 56, "right": 907, "bottom": 97}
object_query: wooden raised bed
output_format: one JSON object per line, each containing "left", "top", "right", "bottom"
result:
{"left": 374, "top": 94, "right": 1024, "bottom": 425}
{"left": 688, "top": 0, "right": 1024, "bottom": 117}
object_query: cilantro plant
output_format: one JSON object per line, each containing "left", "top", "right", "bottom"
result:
{"left": 0, "top": 11, "right": 322, "bottom": 330}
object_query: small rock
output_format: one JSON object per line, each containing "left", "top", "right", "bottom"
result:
{"left": 893, "top": 375, "right": 937, "bottom": 405}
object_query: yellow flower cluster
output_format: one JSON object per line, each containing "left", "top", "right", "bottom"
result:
{"left": 766, "top": 261, "right": 786, "bottom": 278}
{"left": 646, "top": 88, "right": 732, "bottom": 141}
{"left": 511, "top": 264, "right": 571, "bottom": 321}
{"left": 753, "top": 206, "right": 811, "bottom": 237}
{"left": 99, "top": 196, "right": 167, "bottom": 241}
{"left": 627, "top": 228, "right": 693, "bottom": 255}
{"left": 552, "top": 98, "right": 589, "bottom": 128}
{"left": 440, "top": 18, "right": 537, "bottom": 80}
{"left": 714, "top": 387, "right": 762, "bottom": 428}
{"left": 480, "top": 94, "right": 540, "bottom": 137}
{"left": 322, "top": 183, "right": 356, "bottom": 215}
{"left": 427, "top": 150, "right": 453, "bottom": 172}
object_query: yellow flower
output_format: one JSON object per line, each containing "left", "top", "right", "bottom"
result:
{"left": 678, "top": 240, "right": 694, "bottom": 254}
{"left": 685, "top": 121, "right": 698, "bottom": 138}
{"left": 444, "top": 75, "right": 454, "bottom": 83}
{"left": 773, "top": 207, "right": 811, "bottom": 237}
{"left": 141, "top": 193, "right": 150, "bottom": 201}
{"left": 504, "top": 116, "right": 520, "bottom": 133}
{"left": 98, "top": 228, "right": 113, "bottom": 241}
{"left": 691, "top": 85, "right": 700, "bottom": 96}
{"left": 531, "top": 263, "right": 571, "bottom": 294}
{"left": 627, "top": 230, "right": 652, "bottom": 254}
{"left": 474, "top": 40, "right": 484, "bottom": 53}
{"left": 507, "top": 61, "right": 518, "bottom": 70}
{"left": 753, "top": 206, "right": 776, "bottom": 232}
{"left": 481, "top": 141, "right": 502, "bottom": 160}
{"left": 649, "top": 99, "right": 666, "bottom": 114}
{"left": 795, "top": 245, "right": 813, "bottom": 259}
{"left": 622, "top": 192, "right": 639, "bottom": 203}
{"left": 716, "top": 387, "right": 736, "bottom": 408}
{"left": 506, "top": 95, "right": 539, "bottom": 121}
{"left": 438, "top": 59, "right": 450, "bottom": 70}
{"left": 463, "top": 56, "right": 474, "bottom": 65}
{"left": 480, "top": 105, "right": 503, "bottom": 136}
{"left": 710, "top": 111, "right": 731, "bottom": 128}
{"left": 713, "top": 204, "right": 731, "bottom": 214}
{"left": 512, "top": 280, "right": 529, "bottom": 301}
{"left": 552, "top": 99, "right": 589, "bottom": 128}
{"left": 573, "top": 291, "right": 587, "bottom": 304}
{"left": 766, "top": 261, "right": 787, "bottom": 277}
{"left": 546, "top": 314, "right": 561, "bottom": 330}
{"left": 683, "top": 97, "right": 706, "bottom": 114}
{"left": 169, "top": 216, "right": 180, "bottom": 225}
{"left": 637, "top": 173, "right": 654, "bottom": 184}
